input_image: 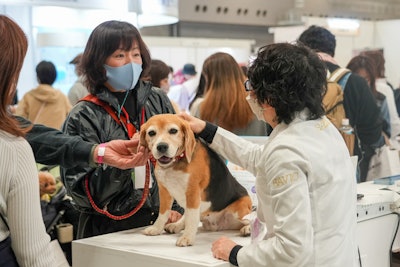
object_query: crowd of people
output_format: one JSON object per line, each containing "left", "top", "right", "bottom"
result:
{"left": 1, "top": 12, "right": 399, "bottom": 267}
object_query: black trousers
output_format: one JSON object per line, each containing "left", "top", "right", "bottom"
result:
{"left": 0, "top": 236, "right": 19, "bottom": 267}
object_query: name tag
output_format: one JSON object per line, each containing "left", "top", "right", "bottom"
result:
{"left": 133, "top": 165, "right": 152, "bottom": 189}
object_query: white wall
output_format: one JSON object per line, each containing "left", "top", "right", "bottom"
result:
{"left": 144, "top": 36, "right": 255, "bottom": 74}
{"left": 1, "top": 6, "right": 37, "bottom": 99}
{"left": 375, "top": 20, "right": 400, "bottom": 88}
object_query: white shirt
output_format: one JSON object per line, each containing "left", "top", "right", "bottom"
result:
{"left": 168, "top": 74, "right": 200, "bottom": 113}
{"left": 210, "top": 113, "right": 357, "bottom": 267}
{"left": 0, "top": 131, "right": 56, "bottom": 267}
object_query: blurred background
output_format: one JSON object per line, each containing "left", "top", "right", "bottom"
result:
{"left": 1, "top": 0, "right": 400, "bottom": 98}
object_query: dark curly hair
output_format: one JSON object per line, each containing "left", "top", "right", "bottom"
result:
{"left": 79, "top": 20, "right": 151, "bottom": 94}
{"left": 298, "top": 25, "right": 336, "bottom": 57}
{"left": 247, "top": 42, "right": 327, "bottom": 125}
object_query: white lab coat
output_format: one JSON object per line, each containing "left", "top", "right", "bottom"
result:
{"left": 210, "top": 113, "right": 358, "bottom": 267}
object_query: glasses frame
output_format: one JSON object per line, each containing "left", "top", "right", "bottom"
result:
{"left": 244, "top": 79, "right": 253, "bottom": 91}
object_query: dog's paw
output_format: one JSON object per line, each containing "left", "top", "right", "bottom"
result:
{"left": 201, "top": 215, "right": 218, "bottom": 231}
{"left": 142, "top": 225, "right": 163, "bottom": 236}
{"left": 239, "top": 224, "right": 251, "bottom": 236}
{"left": 165, "top": 222, "right": 184, "bottom": 234}
{"left": 176, "top": 235, "right": 194, "bottom": 247}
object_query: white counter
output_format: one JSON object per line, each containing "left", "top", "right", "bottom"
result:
{"left": 73, "top": 181, "right": 400, "bottom": 267}
{"left": 73, "top": 227, "right": 251, "bottom": 267}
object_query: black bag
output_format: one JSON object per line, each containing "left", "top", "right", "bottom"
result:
{"left": 0, "top": 213, "right": 19, "bottom": 267}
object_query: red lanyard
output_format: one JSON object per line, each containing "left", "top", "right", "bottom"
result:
{"left": 81, "top": 94, "right": 145, "bottom": 138}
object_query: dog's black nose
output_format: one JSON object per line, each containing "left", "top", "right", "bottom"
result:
{"left": 157, "top": 142, "right": 169, "bottom": 153}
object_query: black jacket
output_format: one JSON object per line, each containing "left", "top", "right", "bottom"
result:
{"left": 17, "top": 116, "right": 94, "bottom": 168}
{"left": 326, "top": 62, "right": 384, "bottom": 181}
{"left": 60, "top": 81, "right": 183, "bottom": 221}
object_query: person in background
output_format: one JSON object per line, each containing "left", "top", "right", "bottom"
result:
{"left": 67, "top": 53, "right": 89, "bottom": 105}
{"left": 148, "top": 59, "right": 180, "bottom": 112}
{"left": 168, "top": 63, "right": 200, "bottom": 112}
{"left": 298, "top": 25, "right": 384, "bottom": 182}
{"left": 346, "top": 55, "right": 391, "bottom": 141}
{"left": 189, "top": 74, "right": 206, "bottom": 115}
{"left": 361, "top": 50, "right": 400, "bottom": 149}
{"left": 149, "top": 59, "right": 171, "bottom": 94}
{"left": 180, "top": 42, "right": 357, "bottom": 267}
{"left": 394, "top": 83, "right": 400, "bottom": 117}
{"left": 239, "top": 64, "right": 248, "bottom": 77}
{"left": 16, "top": 60, "right": 72, "bottom": 129}
{"left": 191, "top": 52, "right": 267, "bottom": 136}
{"left": 0, "top": 14, "right": 56, "bottom": 267}
{"left": 61, "top": 20, "right": 183, "bottom": 239}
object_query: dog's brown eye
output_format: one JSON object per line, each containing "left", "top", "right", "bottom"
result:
{"left": 169, "top": 128, "right": 178, "bottom": 134}
{"left": 148, "top": 130, "right": 156, "bottom": 136}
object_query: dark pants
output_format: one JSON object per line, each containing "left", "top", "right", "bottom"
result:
{"left": 0, "top": 236, "right": 19, "bottom": 267}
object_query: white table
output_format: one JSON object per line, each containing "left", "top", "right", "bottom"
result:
{"left": 73, "top": 181, "right": 400, "bottom": 267}
{"left": 73, "top": 227, "right": 251, "bottom": 267}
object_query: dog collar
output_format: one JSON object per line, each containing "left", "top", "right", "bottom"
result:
{"left": 150, "top": 152, "right": 186, "bottom": 166}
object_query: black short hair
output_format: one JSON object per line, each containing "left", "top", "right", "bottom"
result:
{"left": 247, "top": 42, "right": 326, "bottom": 124}
{"left": 298, "top": 25, "right": 336, "bottom": 57}
{"left": 36, "top": 60, "right": 57, "bottom": 85}
{"left": 80, "top": 20, "right": 151, "bottom": 94}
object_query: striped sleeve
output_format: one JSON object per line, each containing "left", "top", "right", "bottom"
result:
{"left": 4, "top": 136, "right": 56, "bottom": 267}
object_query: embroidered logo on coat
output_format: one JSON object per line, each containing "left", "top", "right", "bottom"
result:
{"left": 272, "top": 172, "right": 299, "bottom": 188}
{"left": 316, "top": 117, "right": 330, "bottom": 131}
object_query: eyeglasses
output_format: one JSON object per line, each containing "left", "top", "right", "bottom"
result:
{"left": 244, "top": 79, "right": 253, "bottom": 91}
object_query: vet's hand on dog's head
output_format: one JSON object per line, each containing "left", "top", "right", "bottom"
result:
{"left": 140, "top": 114, "right": 196, "bottom": 165}
{"left": 177, "top": 112, "right": 207, "bottom": 134}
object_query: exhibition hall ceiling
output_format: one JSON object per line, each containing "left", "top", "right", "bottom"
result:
{"left": 179, "top": 0, "right": 400, "bottom": 26}
{"left": 2, "top": 0, "right": 400, "bottom": 25}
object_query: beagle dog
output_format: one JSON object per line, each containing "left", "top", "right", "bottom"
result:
{"left": 140, "top": 114, "right": 252, "bottom": 246}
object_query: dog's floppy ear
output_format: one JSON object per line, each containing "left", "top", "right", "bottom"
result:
{"left": 181, "top": 119, "right": 196, "bottom": 163}
{"left": 139, "top": 122, "right": 148, "bottom": 148}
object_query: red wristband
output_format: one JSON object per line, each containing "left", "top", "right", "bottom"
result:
{"left": 97, "top": 143, "right": 106, "bottom": 164}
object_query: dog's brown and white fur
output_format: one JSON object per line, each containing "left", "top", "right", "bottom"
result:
{"left": 140, "top": 114, "right": 252, "bottom": 246}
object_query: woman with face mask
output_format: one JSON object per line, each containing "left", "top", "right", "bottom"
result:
{"left": 179, "top": 43, "right": 357, "bottom": 267}
{"left": 60, "top": 20, "right": 183, "bottom": 239}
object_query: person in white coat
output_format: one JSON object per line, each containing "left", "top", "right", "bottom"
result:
{"left": 180, "top": 42, "right": 357, "bottom": 267}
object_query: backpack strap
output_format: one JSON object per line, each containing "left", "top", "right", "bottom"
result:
{"left": 328, "top": 68, "right": 350, "bottom": 83}
{"left": 337, "top": 72, "right": 351, "bottom": 91}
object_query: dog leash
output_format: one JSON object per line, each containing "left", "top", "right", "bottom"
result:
{"left": 84, "top": 162, "right": 151, "bottom": 220}
{"left": 80, "top": 94, "right": 150, "bottom": 220}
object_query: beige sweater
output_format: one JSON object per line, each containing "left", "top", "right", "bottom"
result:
{"left": 0, "top": 130, "right": 55, "bottom": 267}
{"left": 16, "top": 84, "right": 72, "bottom": 130}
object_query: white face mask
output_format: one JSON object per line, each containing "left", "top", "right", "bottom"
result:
{"left": 246, "top": 95, "right": 266, "bottom": 122}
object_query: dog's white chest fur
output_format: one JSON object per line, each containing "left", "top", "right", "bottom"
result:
{"left": 154, "top": 167, "right": 211, "bottom": 211}
{"left": 155, "top": 168, "right": 188, "bottom": 207}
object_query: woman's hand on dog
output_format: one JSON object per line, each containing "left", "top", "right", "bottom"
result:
{"left": 212, "top": 236, "right": 237, "bottom": 262}
{"left": 177, "top": 112, "right": 206, "bottom": 134}
{"left": 93, "top": 139, "right": 150, "bottom": 169}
